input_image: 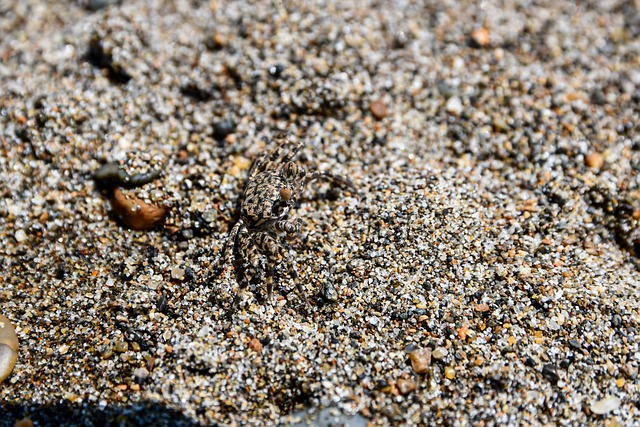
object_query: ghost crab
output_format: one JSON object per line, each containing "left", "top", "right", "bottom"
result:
{"left": 217, "top": 135, "right": 356, "bottom": 317}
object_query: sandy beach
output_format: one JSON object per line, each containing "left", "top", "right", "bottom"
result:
{"left": 1, "top": 0, "right": 639, "bottom": 425}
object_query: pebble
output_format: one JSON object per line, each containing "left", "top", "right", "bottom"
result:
{"left": 0, "top": 314, "right": 19, "bottom": 383}
{"left": 133, "top": 367, "right": 150, "bottom": 381}
{"left": 213, "top": 119, "right": 236, "bottom": 141}
{"left": 409, "top": 348, "right": 431, "bottom": 374}
{"left": 396, "top": 378, "right": 416, "bottom": 395}
{"left": 369, "top": 99, "right": 388, "bottom": 120}
{"left": 323, "top": 282, "right": 338, "bottom": 302}
{"left": 286, "top": 407, "right": 369, "bottom": 427}
{"left": 621, "top": 364, "right": 637, "bottom": 379}
{"left": 542, "top": 364, "right": 559, "bottom": 385}
{"left": 585, "top": 152, "right": 605, "bottom": 169}
{"left": 171, "top": 266, "right": 186, "bottom": 281}
{"left": 2, "top": 1, "right": 640, "bottom": 426}
{"left": 248, "top": 338, "right": 262, "bottom": 352}
{"left": 445, "top": 97, "right": 463, "bottom": 116}
{"left": 14, "top": 230, "right": 27, "bottom": 243}
{"left": 110, "top": 188, "right": 168, "bottom": 230}
{"left": 590, "top": 395, "right": 621, "bottom": 415}
{"left": 474, "top": 303, "right": 490, "bottom": 312}
{"left": 444, "top": 367, "right": 455, "bottom": 380}
{"left": 432, "top": 347, "right": 448, "bottom": 360}
{"left": 115, "top": 341, "right": 128, "bottom": 353}
{"left": 470, "top": 27, "right": 490, "bottom": 47}
{"left": 202, "top": 209, "right": 217, "bottom": 224}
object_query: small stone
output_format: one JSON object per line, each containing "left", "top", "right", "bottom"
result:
{"left": 213, "top": 119, "right": 236, "bottom": 141}
{"left": 323, "top": 282, "right": 338, "bottom": 302}
{"left": 14, "top": 229, "right": 27, "bottom": 243}
{"left": 615, "top": 378, "right": 625, "bottom": 387}
{"left": 202, "top": 209, "right": 217, "bottom": 223}
{"left": 444, "top": 367, "right": 455, "bottom": 379}
{"left": 408, "top": 348, "right": 431, "bottom": 374}
{"left": 59, "top": 344, "right": 69, "bottom": 355}
{"left": 197, "top": 325, "right": 210, "bottom": 338}
{"left": 547, "top": 318, "right": 561, "bottom": 331}
{"left": 0, "top": 314, "right": 19, "bottom": 384}
{"left": 312, "top": 58, "right": 329, "bottom": 75}
{"left": 248, "top": 338, "right": 262, "bottom": 352}
{"left": 381, "top": 403, "right": 400, "bottom": 418}
{"left": 101, "top": 346, "right": 114, "bottom": 359}
{"left": 542, "top": 364, "right": 559, "bottom": 385}
{"left": 110, "top": 188, "right": 168, "bottom": 230}
{"left": 589, "top": 395, "right": 621, "bottom": 415}
{"left": 38, "top": 211, "right": 49, "bottom": 224}
{"left": 115, "top": 341, "right": 128, "bottom": 353}
{"left": 206, "top": 33, "right": 227, "bottom": 50}
{"left": 493, "top": 117, "right": 509, "bottom": 132}
{"left": 621, "top": 364, "right": 638, "bottom": 379}
{"left": 568, "top": 339, "right": 582, "bottom": 349}
{"left": 471, "top": 27, "right": 490, "bottom": 47}
{"left": 369, "top": 99, "right": 388, "bottom": 120}
{"left": 133, "top": 367, "right": 150, "bottom": 382}
{"left": 445, "top": 96, "right": 463, "bottom": 115}
{"left": 585, "top": 152, "right": 605, "bottom": 169}
{"left": 605, "top": 419, "right": 623, "bottom": 427}
{"left": 393, "top": 31, "right": 409, "bottom": 48}
{"left": 171, "top": 266, "right": 186, "bottom": 281}
{"left": 474, "top": 303, "right": 490, "bottom": 312}
{"left": 396, "top": 378, "right": 416, "bottom": 395}
{"left": 432, "top": 347, "right": 448, "bottom": 360}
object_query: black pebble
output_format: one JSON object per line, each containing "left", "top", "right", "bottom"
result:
{"left": 542, "top": 364, "right": 559, "bottom": 385}
{"left": 213, "top": 119, "right": 236, "bottom": 141}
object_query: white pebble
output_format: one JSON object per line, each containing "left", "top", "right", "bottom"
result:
{"left": 432, "top": 347, "right": 449, "bottom": 360}
{"left": 590, "top": 395, "right": 620, "bottom": 414}
{"left": 445, "top": 97, "right": 463, "bottom": 115}
{"left": 14, "top": 229, "right": 27, "bottom": 243}
{"left": 134, "top": 367, "right": 150, "bottom": 381}
{"left": 0, "top": 314, "right": 19, "bottom": 384}
{"left": 171, "top": 266, "right": 185, "bottom": 280}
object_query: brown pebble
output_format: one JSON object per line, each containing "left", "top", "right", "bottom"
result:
{"left": 38, "top": 211, "right": 49, "bottom": 224}
{"left": 248, "top": 338, "right": 262, "bottom": 352}
{"left": 585, "top": 152, "right": 604, "bottom": 170}
{"left": 369, "top": 98, "right": 388, "bottom": 120}
{"left": 211, "top": 33, "right": 227, "bottom": 49}
{"left": 471, "top": 27, "right": 490, "bottom": 47}
{"left": 396, "top": 378, "right": 416, "bottom": 395}
{"left": 110, "top": 188, "right": 168, "bottom": 230}
{"left": 474, "top": 303, "right": 490, "bottom": 312}
{"left": 408, "top": 348, "right": 431, "bottom": 374}
{"left": 14, "top": 418, "right": 33, "bottom": 427}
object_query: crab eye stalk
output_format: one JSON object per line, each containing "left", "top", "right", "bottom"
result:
{"left": 280, "top": 187, "right": 292, "bottom": 201}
